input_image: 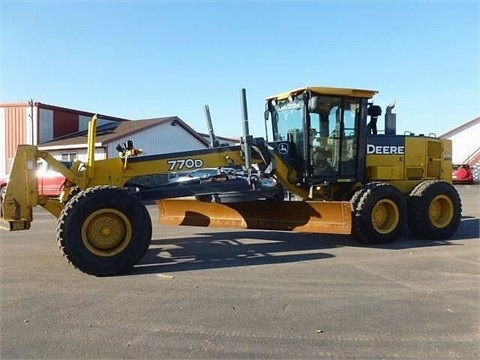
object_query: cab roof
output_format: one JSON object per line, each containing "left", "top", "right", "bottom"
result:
{"left": 266, "top": 86, "right": 378, "bottom": 101}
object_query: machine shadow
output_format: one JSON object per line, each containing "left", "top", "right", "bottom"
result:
{"left": 133, "top": 230, "right": 341, "bottom": 275}
{"left": 131, "top": 216, "right": 478, "bottom": 275}
{"left": 362, "top": 216, "right": 479, "bottom": 250}
{"left": 448, "top": 216, "right": 479, "bottom": 240}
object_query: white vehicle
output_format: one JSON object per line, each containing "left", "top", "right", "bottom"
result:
{"left": 168, "top": 168, "right": 235, "bottom": 184}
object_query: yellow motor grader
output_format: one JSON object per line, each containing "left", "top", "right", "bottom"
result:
{"left": 1, "top": 87, "right": 461, "bottom": 276}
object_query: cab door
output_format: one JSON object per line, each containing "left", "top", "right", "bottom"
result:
{"left": 308, "top": 96, "right": 363, "bottom": 181}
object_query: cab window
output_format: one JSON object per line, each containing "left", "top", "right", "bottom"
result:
{"left": 309, "top": 97, "right": 360, "bottom": 177}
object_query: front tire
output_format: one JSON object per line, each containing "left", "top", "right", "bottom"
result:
{"left": 408, "top": 180, "right": 461, "bottom": 239}
{"left": 61, "top": 185, "right": 82, "bottom": 204}
{"left": 57, "top": 185, "right": 152, "bottom": 276}
{"left": 353, "top": 182, "right": 406, "bottom": 244}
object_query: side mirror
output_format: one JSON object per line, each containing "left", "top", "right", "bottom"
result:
{"left": 308, "top": 96, "right": 319, "bottom": 112}
{"left": 368, "top": 105, "right": 382, "bottom": 117}
{"left": 264, "top": 109, "right": 269, "bottom": 121}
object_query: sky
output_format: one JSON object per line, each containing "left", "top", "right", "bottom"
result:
{"left": 1, "top": 0, "right": 479, "bottom": 139}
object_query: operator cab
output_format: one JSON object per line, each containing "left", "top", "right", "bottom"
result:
{"left": 265, "top": 86, "right": 377, "bottom": 187}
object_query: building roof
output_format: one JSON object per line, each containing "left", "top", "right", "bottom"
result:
{"left": 439, "top": 116, "right": 480, "bottom": 165}
{"left": 0, "top": 101, "right": 130, "bottom": 123}
{"left": 198, "top": 132, "right": 240, "bottom": 145}
{"left": 39, "top": 116, "right": 210, "bottom": 149}
{"left": 440, "top": 116, "right": 480, "bottom": 138}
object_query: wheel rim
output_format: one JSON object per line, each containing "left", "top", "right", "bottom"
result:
{"left": 371, "top": 199, "right": 399, "bottom": 234}
{"left": 81, "top": 208, "right": 132, "bottom": 257}
{"left": 429, "top": 195, "right": 454, "bottom": 228}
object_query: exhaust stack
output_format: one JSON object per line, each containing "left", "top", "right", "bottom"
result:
{"left": 204, "top": 105, "right": 220, "bottom": 148}
{"left": 385, "top": 101, "right": 397, "bottom": 135}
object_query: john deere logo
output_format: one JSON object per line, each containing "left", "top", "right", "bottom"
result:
{"left": 367, "top": 144, "right": 405, "bottom": 155}
{"left": 278, "top": 143, "right": 289, "bottom": 154}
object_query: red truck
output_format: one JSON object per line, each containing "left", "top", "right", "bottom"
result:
{"left": 0, "top": 160, "right": 71, "bottom": 203}
{"left": 452, "top": 163, "right": 474, "bottom": 184}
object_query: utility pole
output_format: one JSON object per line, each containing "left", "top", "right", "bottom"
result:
{"left": 28, "top": 99, "right": 34, "bottom": 145}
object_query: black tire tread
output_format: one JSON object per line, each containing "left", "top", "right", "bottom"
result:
{"left": 57, "top": 185, "right": 152, "bottom": 276}
{"left": 407, "top": 180, "right": 461, "bottom": 239}
{"left": 61, "top": 185, "right": 82, "bottom": 204}
{"left": 353, "top": 182, "right": 406, "bottom": 245}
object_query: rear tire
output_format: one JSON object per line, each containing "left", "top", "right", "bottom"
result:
{"left": 353, "top": 182, "right": 406, "bottom": 244}
{"left": 57, "top": 185, "right": 152, "bottom": 276}
{"left": 408, "top": 180, "right": 461, "bottom": 239}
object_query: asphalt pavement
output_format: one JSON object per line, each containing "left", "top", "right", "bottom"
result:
{"left": 0, "top": 185, "right": 479, "bottom": 359}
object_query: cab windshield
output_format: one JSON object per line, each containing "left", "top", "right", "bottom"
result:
{"left": 270, "top": 93, "right": 361, "bottom": 180}
{"left": 272, "top": 99, "right": 304, "bottom": 142}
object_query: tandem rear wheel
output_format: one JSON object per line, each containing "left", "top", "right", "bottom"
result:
{"left": 351, "top": 182, "right": 406, "bottom": 245}
{"left": 351, "top": 180, "right": 461, "bottom": 245}
{"left": 57, "top": 185, "right": 152, "bottom": 276}
{"left": 407, "top": 180, "right": 461, "bottom": 239}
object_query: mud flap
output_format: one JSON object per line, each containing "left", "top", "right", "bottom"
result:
{"left": 158, "top": 199, "right": 352, "bottom": 235}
